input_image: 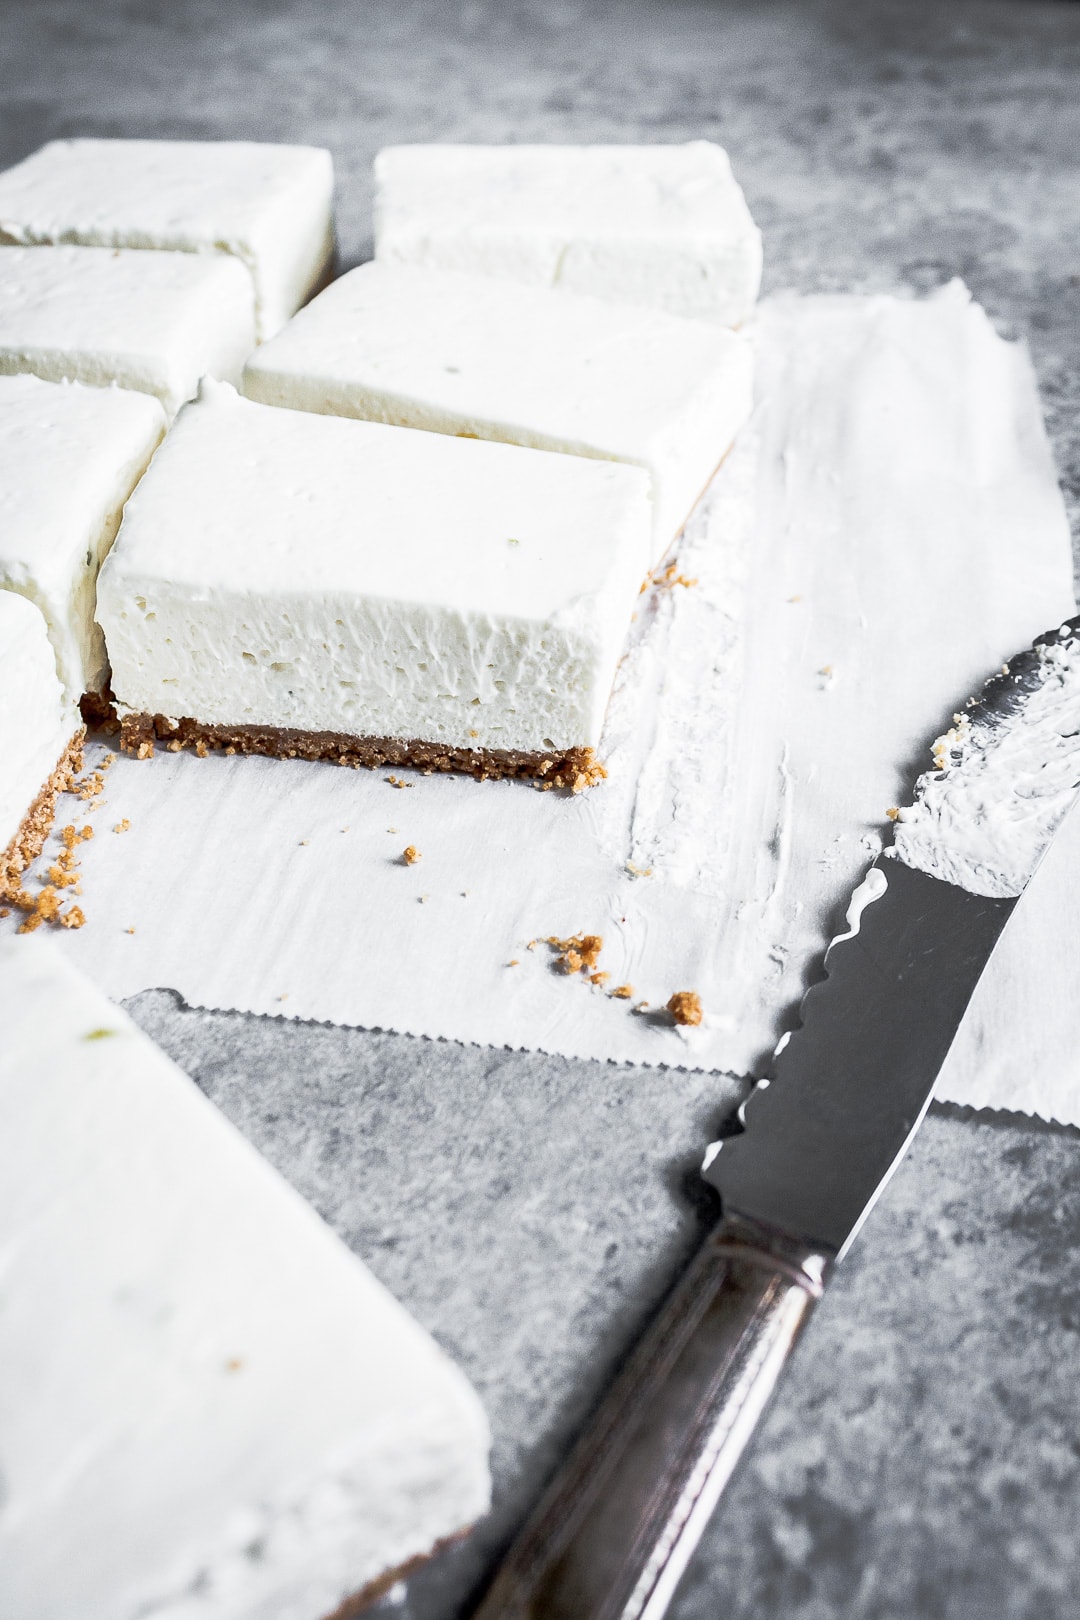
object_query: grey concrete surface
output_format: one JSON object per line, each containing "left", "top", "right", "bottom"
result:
{"left": 3, "top": 2, "right": 1080, "bottom": 1617}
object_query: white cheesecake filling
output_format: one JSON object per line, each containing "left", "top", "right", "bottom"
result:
{"left": 0, "top": 244, "right": 255, "bottom": 418}
{"left": 243, "top": 261, "right": 753, "bottom": 558}
{"left": 0, "top": 593, "right": 78, "bottom": 861}
{"left": 0, "top": 375, "right": 165, "bottom": 699}
{"left": 0, "top": 138, "right": 335, "bottom": 339}
{"left": 0, "top": 935, "right": 491, "bottom": 1620}
{"left": 98, "top": 382, "right": 652, "bottom": 754}
{"left": 374, "top": 141, "right": 763, "bottom": 328}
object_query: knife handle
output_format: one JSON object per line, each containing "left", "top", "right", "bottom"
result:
{"left": 472, "top": 1215, "right": 830, "bottom": 1620}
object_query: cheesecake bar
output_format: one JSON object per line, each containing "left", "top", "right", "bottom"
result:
{"left": 243, "top": 261, "right": 753, "bottom": 558}
{"left": 0, "top": 138, "right": 335, "bottom": 339}
{"left": 374, "top": 141, "right": 763, "bottom": 328}
{"left": 0, "top": 593, "right": 83, "bottom": 900}
{"left": 0, "top": 244, "right": 255, "bottom": 417}
{"left": 0, "top": 935, "right": 491, "bottom": 1619}
{"left": 97, "top": 381, "right": 651, "bottom": 786}
{"left": 0, "top": 374, "right": 165, "bottom": 704}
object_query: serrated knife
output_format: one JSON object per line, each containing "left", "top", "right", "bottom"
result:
{"left": 472, "top": 613, "right": 1080, "bottom": 1620}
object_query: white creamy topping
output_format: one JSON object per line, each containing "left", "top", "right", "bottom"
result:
{"left": 0, "top": 375, "right": 165, "bottom": 699}
{"left": 98, "top": 380, "right": 652, "bottom": 753}
{"left": 243, "top": 260, "right": 753, "bottom": 558}
{"left": 0, "top": 935, "right": 491, "bottom": 1620}
{"left": 892, "top": 634, "right": 1080, "bottom": 898}
{"left": 0, "top": 244, "right": 255, "bottom": 417}
{"left": 0, "top": 138, "right": 335, "bottom": 339}
{"left": 0, "top": 593, "right": 78, "bottom": 862}
{"left": 374, "top": 142, "right": 763, "bottom": 328}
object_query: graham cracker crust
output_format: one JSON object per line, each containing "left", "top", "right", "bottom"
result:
{"left": 119, "top": 713, "right": 607, "bottom": 792}
{"left": 321, "top": 1527, "right": 471, "bottom": 1620}
{"left": 0, "top": 728, "right": 85, "bottom": 900}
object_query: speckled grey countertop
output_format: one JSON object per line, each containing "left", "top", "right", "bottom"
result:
{"left": 4, "top": 3, "right": 1080, "bottom": 1617}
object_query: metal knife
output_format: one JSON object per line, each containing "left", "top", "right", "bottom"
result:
{"left": 472, "top": 613, "right": 1080, "bottom": 1620}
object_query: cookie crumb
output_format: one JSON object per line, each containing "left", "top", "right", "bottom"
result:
{"left": 547, "top": 933, "right": 603, "bottom": 974}
{"left": 112, "top": 819, "right": 130, "bottom": 834}
{"left": 611, "top": 983, "right": 634, "bottom": 999}
{"left": 667, "top": 990, "right": 703, "bottom": 1027}
{"left": 402, "top": 845, "right": 421, "bottom": 865}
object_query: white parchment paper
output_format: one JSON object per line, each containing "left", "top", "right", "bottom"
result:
{"left": 6, "top": 285, "right": 1078, "bottom": 1118}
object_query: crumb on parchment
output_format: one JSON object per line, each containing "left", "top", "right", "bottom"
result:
{"left": 547, "top": 932, "right": 603, "bottom": 975}
{"left": 402, "top": 845, "right": 421, "bottom": 865}
{"left": 667, "top": 990, "right": 703, "bottom": 1027}
{"left": 611, "top": 984, "right": 634, "bottom": 999}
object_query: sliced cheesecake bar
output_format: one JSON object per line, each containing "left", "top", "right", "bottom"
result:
{"left": 0, "top": 138, "right": 335, "bottom": 339}
{"left": 0, "top": 935, "right": 491, "bottom": 1618}
{"left": 243, "top": 261, "right": 753, "bottom": 560}
{"left": 0, "top": 593, "right": 83, "bottom": 900}
{"left": 374, "top": 141, "right": 763, "bottom": 328}
{"left": 0, "top": 374, "right": 165, "bottom": 705}
{"left": 0, "top": 244, "right": 255, "bottom": 417}
{"left": 97, "top": 381, "right": 652, "bottom": 787}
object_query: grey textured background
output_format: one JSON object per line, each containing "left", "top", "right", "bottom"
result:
{"left": 4, "top": 2, "right": 1080, "bottom": 1617}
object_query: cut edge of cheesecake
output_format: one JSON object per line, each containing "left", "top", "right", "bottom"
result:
{"left": 0, "top": 726, "right": 85, "bottom": 900}
{"left": 119, "top": 711, "right": 607, "bottom": 792}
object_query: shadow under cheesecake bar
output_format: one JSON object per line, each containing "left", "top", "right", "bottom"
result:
{"left": 98, "top": 381, "right": 652, "bottom": 785}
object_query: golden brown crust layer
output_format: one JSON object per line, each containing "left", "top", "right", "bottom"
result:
{"left": 119, "top": 713, "right": 607, "bottom": 792}
{"left": 79, "top": 688, "right": 118, "bottom": 729}
{"left": 0, "top": 728, "right": 85, "bottom": 900}
{"left": 320, "top": 1527, "right": 471, "bottom": 1620}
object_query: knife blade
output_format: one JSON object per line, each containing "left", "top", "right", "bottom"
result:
{"left": 472, "top": 613, "right": 1080, "bottom": 1620}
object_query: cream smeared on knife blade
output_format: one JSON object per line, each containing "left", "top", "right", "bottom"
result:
{"left": 891, "top": 619, "right": 1080, "bottom": 898}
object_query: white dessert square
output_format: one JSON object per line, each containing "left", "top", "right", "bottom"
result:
{"left": 0, "top": 374, "right": 165, "bottom": 702}
{"left": 243, "top": 261, "right": 753, "bottom": 558}
{"left": 0, "top": 593, "right": 83, "bottom": 899}
{"left": 374, "top": 141, "right": 763, "bottom": 328}
{"left": 97, "top": 381, "right": 651, "bottom": 784}
{"left": 0, "top": 935, "right": 491, "bottom": 1618}
{"left": 0, "top": 244, "right": 255, "bottom": 417}
{"left": 0, "top": 138, "right": 335, "bottom": 339}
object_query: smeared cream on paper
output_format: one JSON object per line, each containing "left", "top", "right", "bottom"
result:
{"left": 7, "top": 285, "right": 1076, "bottom": 1118}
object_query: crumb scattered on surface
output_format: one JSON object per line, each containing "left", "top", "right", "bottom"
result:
{"left": 112, "top": 819, "right": 130, "bottom": 834}
{"left": 59, "top": 906, "right": 85, "bottom": 930}
{"left": 126, "top": 926, "right": 135, "bottom": 934}
{"left": 612, "top": 983, "right": 634, "bottom": 999}
{"left": 656, "top": 561, "right": 698, "bottom": 591}
{"left": 886, "top": 806, "right": 900, "bottom": 821}
{"left": 589, "top": 970, "right": 610, "bottom": 985}
{"left": 508, "top": 958, "right": 519, "bottom": 967}
{"left": 299, "top": 839, "right": 310, "bottom": 846}
{"left": 547, "top": 932, "right": 603, "bottom": 975}
{"left": 625, "top": 860, "right": 653, "bottom": 878}
{"left": 788, "top": 593, "right": 802, "bottom": 603}
{"left": 387, "top": 775, "right": 413, "bottom": 789}
{"left": 667, "top": 990, "right": 703, "bottom": 1027}
{"left": 402, "top": 845, "right": 421, "bottom": 865}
